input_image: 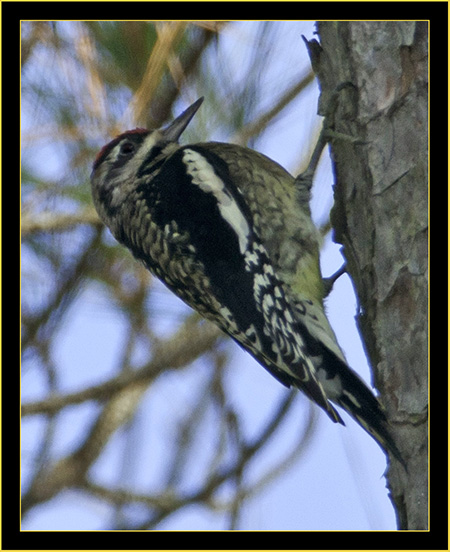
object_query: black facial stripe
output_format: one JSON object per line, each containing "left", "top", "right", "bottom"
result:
{"left": 137, "top": 142, "right": 171, "bottom": 178}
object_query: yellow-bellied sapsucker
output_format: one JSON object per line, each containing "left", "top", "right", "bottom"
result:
{"left": 91, "top": 98, "right": 403, "bottom": 466}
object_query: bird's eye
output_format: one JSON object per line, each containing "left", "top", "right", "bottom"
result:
{"left": 119, "top": 141, "right": 135, "bottom": 156}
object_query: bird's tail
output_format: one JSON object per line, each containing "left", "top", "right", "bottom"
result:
{"left": 323, "top": 354, "right": 406, "bottom": 468}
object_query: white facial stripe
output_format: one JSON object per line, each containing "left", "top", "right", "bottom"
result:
{"left": 183, "top": 148, "right": 250, "bottom": 254}
{"left": 111, "top": 131, "right": 155, "bottom": 162}
{"left": 107, "top": 131, "right": 167, "bottom": 207}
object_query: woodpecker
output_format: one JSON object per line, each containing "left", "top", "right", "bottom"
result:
{"left": 91, "top": 97, "right": 404, "bottom": 466}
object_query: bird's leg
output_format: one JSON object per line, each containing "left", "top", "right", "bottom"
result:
{"left": 323, "top": 263, "right": 347, "bottom": 297}
{"left": 294, "top": 122, "right": 329, "bottom": 194}
{"left": 295, "top": 81, "right": 365, "bottom": 195}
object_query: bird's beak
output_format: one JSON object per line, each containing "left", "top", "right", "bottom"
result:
{"left": 162, "top": 97, "right": 204, "bottom": 142}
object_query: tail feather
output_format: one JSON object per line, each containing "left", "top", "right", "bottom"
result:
{"left": 320, "top": 352, "right": 406, "bottom": 468}
{"left": 299, "top": 376, "right": 345, "bottom": 425}
{"left": 334, "top": 390, "right": 405, "bottom": 468}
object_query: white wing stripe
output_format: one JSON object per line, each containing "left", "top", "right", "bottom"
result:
{"left": 183, "top": 148, "right": 250, "bottom": 254}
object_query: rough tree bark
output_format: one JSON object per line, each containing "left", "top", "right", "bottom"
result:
{"left": 307, "top": 21, "right": 428, "bottom": 530}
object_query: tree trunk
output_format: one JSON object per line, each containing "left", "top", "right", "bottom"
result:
{"left": 308, "top": 21, "right": 428, "bottom": 530}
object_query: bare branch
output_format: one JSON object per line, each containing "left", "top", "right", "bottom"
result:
{"left": 21, "top": 207, "right": 101, "bottom": 237}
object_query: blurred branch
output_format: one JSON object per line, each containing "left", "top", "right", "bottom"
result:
{"left": 78, "top": 389, "right": 301, "bottom": 530}
{"left": 22, "top": 315, "right": 221, "bottom": 417}
{"left": 232, "top": 70, "right": 315, "bottom": 145}
{"left": 21, "top": 207, "right": 101, "bottom": 237}
{"left": 22, "top": 229, "right": 104, "bottom": 351}
{"left": 144, "top": 389, "right": 298, "bottom": 529}
{"left": 190, "top": 21, "right": 228, "bottom": 33}
{"left": 230, "top": 403, "right": 316, "bottom": 501}
{"left": 75, "top": 23, "right": 108, "bottom": 124}
{"left": 21, "top": 317, "right": 222, "bottom": 516}
{"left": 126, "top": 22, "right": 187, "bottom": 126}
